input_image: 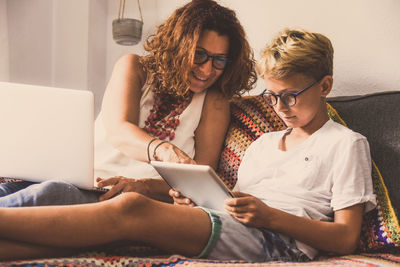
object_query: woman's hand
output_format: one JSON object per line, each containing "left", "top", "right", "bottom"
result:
{"left": 225, "top": 191, "right": 271, "bottom": 228}
{"left": 97, "top": 177, "right": 150, "bottom": 201}
{"left": 168, "top": 188, "right": 195, "bottom": 207}
{"left": 152, "top": 141, "right": 196, "bottom": 164}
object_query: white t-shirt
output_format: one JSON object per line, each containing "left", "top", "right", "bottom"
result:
{"left": 235, "top": 119, "right": 376, "bottom": 259}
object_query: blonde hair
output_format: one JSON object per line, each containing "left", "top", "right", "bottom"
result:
{"left": 258, "top": 28, "right": 334, "bottom": 81}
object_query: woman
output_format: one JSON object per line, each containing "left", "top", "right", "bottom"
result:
{"left": 0, "top": 0, "right": 256, "bottom": 206}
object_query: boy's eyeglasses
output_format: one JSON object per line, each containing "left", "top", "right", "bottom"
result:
{"left": 261, "top": 79, "right": 321, "bottom": 107}
{"left": 194, "top": 48, "right": 229, "bottom": 70}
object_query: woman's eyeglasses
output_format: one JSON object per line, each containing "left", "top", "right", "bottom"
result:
{"left": 261, "top": 79, "right": 321, "bottom": 107}
{"left": 194, "top": 48, "right": 229, "bottom": 70}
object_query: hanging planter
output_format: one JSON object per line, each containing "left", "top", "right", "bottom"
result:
{"left": 112, "top": 0, "right": 143, "bottom": 46}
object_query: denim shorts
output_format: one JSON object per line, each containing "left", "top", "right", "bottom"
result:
{"left": 196, "top": 207, "right": 311, "bottom": 262}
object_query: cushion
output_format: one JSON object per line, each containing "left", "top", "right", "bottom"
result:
{"left": 216, "top": 95, "right": 286, "bottom": 189}
{"left": 328, "top": 92, "right": 400, "bottom": 217}
{"left": 327, "top": 104, "right": 400, "bottom": 252}
{"left": 216, "top": 95, "right": 400, "bottom": 253}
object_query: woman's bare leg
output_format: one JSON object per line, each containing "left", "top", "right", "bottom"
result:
{"left": 0, "top": 192, "right": 212, "bottom": 259}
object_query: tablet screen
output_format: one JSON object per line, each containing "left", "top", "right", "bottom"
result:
{"left": 151, "top": 161, "right": 232, "bottom": 211}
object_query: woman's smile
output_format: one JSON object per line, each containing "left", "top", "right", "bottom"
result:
{"left": 192, "top": 71, "right": 210, "bottom": 82}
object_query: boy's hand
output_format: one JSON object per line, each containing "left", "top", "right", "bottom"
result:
{"left": 169, "top": 188, "right": 195, "bottom": 207}
{"left": 225, "top": 191, "right": 270, "bottom": 228}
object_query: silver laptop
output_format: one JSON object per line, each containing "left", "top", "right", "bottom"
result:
{"left": 0, "top": 81, "right": 101, "bottom": 191}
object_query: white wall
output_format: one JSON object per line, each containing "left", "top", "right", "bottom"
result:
{"left": 107, "top": 0, "right": 400, "bottom": 97}
{"left": 7, "top": 0, "right": 53, "bottom": 86}
{"left": 218, "top": 0, "right": 400, "bottom": 96}
{"left": 2, "top": 0, "right": 106, "bottom": 114}
{"left": 88, "top": 0, "right": 107, "bottom": 115}
{"left": 0, "top": 0, "right": 9, "bottom": 81}
{"left": 2, "top": 0, "right": 400, "bottom": 114}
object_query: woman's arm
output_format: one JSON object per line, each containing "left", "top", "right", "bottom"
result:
{"left": 98, "top": 54, "right": 190, "bottom": 201}
{"left": 101, "top": 54, "right": 154, "bottom": 162}
{"left": 101, "top": 54, "right": 195, "bottom": 163}
{"left": 226, "top": 193, "right": 364, "bottom": 255}
{"left": 193, "top": 88, "right": 230, "bottom": 169}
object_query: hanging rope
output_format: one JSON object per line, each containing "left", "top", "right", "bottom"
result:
{"left": 137, "top": 0, "right": 143, "bottom": 22}
{"left": 117, "top": 0, "right": 125, "bottom": 20}
{"left": 117, "top": 0, "right": 143, "bottom": 22}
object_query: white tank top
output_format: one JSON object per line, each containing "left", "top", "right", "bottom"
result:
{"left": 93, "top": 80, "right": 207, "bottom": 180}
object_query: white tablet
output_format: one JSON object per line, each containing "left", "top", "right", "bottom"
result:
{"left": 151, "top": 161, "right": 233, "bottom": 211}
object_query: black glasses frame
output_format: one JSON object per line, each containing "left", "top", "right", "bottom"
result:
{"left": 261, "top": 79, "right": 321, "bottom": 107}
{"left": 194, "top": 48, "right": 229, "bottom": 70}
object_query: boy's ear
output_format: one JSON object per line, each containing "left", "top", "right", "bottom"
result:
{"left": 319, "top": 75, "right": 333, "bottom": 97}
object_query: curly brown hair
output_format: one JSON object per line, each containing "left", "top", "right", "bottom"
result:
{"left": 140, "top": 0, "right": 257, "bottom": 98}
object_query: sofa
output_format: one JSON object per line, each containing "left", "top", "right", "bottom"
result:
{"left": 1, "top": 91, "right": 399, "bottom": 266}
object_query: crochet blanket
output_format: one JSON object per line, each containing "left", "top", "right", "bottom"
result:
{"left": 1, "top": 253, "right": 400, "bottom": 266}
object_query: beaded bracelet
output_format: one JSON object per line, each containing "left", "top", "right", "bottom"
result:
{"left": 153, "top": 140, "right": 169, "bottom": 161}
{"left": 147, "top": 137, "right": 159, "bottom": 162}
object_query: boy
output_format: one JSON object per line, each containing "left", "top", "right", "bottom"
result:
{"left": 0, "top": 29, "right": 376, "bottom": 262}
{"left": 227, "top": 28, "right": 376, "bottom": 260}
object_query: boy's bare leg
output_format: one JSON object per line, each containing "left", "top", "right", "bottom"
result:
{"left": 0, "top": 239, "right": 78, "bottom": 260}
{"left": 0, "top": 192, "right": 212, "bottom": 259}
